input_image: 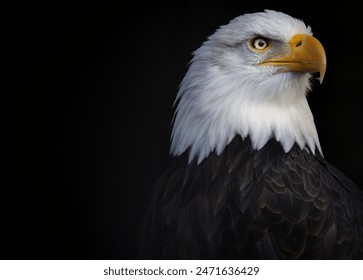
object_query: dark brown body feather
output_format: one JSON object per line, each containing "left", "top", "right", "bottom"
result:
{"left": 139, "top": 136, "right": 363, "bottom": 259}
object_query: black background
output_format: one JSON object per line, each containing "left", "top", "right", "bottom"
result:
{"left": 4, "top": 0, "right": 363, "bottom": 259}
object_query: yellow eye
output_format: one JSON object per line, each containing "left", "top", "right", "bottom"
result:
{"left": 250, "top": 37, "right": 269, "bottom": 51}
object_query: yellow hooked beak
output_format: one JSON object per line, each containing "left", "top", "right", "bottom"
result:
{"left": 259, "top": 34, "right": 326, "bottom": 83}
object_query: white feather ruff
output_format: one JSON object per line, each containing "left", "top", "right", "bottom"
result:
{"left": 170, "top": 10, "right": 322, "bottom": 163}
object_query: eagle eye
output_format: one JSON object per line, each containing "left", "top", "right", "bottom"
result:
{"left": 250, "top": 37, "right": 270, "bottom": 51}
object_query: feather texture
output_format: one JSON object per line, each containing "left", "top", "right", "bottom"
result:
{"left": 139, "top": 136, "right": 363, "bottom": 259}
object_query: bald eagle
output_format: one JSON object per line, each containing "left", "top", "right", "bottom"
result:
{"left": 139, "top": 10, "right": 363, "bottom": 259}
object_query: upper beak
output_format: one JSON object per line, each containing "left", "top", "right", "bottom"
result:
{"left": 259, "top": 34, "right": 327, "bottom": 83}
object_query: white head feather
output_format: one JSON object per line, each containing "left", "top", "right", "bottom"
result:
{"left": 170, "top": 10, "right": 323, "bottom": 163}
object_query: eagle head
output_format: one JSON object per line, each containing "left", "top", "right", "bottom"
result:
{"left": 171, "top": 10, "right": 327, "bottom": 163}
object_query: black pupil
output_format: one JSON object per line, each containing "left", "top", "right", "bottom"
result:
{"left": 258, "top": 40, "right": 265, "bottom": 47}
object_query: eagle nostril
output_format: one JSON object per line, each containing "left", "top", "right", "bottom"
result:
{"left": 295, "top": 40, "right": 303, "bottom": 48}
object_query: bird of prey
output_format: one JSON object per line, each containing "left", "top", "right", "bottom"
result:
{"left": 139, "top": 10, "right": 363, "bottom": 259}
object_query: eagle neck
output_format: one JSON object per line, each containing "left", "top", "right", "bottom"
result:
{"left": 170, "top": 69, "right": 322, "bottom": 164}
